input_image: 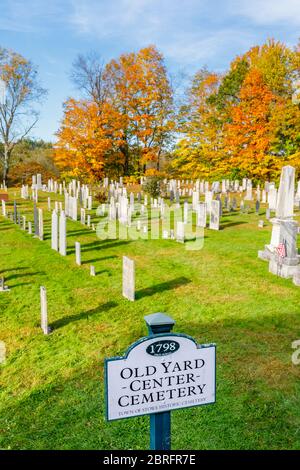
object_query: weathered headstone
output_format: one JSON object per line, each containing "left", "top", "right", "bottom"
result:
{"left": 258, "top": 166, "right": 300, "bottom": 281}
{"left": 209, "top": 200, "right": 220, "bottom": 230}
{"left": 176, "top": 221, "right": 185, "bottom": 243}
{"left": 0, "top": 277, "right": 9, "bottom": 292}
{"left": 196, "top": 202, "right": 207, "bottom": 228}
{"left": 90, "top": 265, "right": 96, "bottom": 276}
{"left": 51, "top": 210, "right": 58, "bottom": 251}
{"left": 59, "top": 211, "right": 67, "bottom": 256}
{"left": 75, "top": 242, "right": 81, "bottom": 266}
{"left": 122, "top": 256, "right": 135, "bottom": 301}
{"left": 40, "top": 286, "right": 50, "bottom": 335}
{"left": 38, "top": 208, "right": 44, "bottom": 241}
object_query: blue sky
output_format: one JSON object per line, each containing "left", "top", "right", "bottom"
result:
{"left": 0, "top": 0, "right": 299, "bottom": 141}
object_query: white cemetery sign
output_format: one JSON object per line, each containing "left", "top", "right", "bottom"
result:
{"left": 105, "top": 334, "right": 216, "bottom": 421}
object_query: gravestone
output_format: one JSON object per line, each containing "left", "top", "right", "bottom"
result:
{"left": 38, "top": 209, "right": 44, "bottom": 240}
{"left": 13, "top": 201, "right": 17, "bottom": 223}
{"left": 1, "top": 200, "right": 6, "bottom": 217}
{"left": 122, "top": 256, "right": 135, "bottom": 301}
{"left": 0, "top": 340, "right": 5, "bottom": 364}
{"left": 209, "top": 200, "right": 220, "bottom": 230}
{"left": 255, "top": 200, "right": 260, "bottom": 214}
{"left": 59, "top": 211, "right": 67, "bottom": 256}
{"left": 0, "top": 277, "right": 9, "bottom": 292}
{"left": 34, "top": 204, "right": 39, "bottom": 238}
{"left": 90, "top": 265, "right": 96, "bottom": 277}
{"left": 40, "top": 286, "right": 50, "bottom": 335}
{"left": 51, "top": 210, "right": 58, "bottom": 251}
{"left": 183, "top": 201, "right": 189, "bottom": 224}
{"left": 258, "top": 220, "right": 264, "bottom": 228}
{"left": 176, "top": 221, "right": 185, "bottom": 243}
{"left": 197, "top": 202, "right": 207, "bottom": 228}
{"left": 75, "top": 242, "right": 81, "bottom": 266}
{"left": 258, "top": 166, "right": 300, "bottom": 280}
{"left": 28, "top": 222, "right": 32, "bottom": 235}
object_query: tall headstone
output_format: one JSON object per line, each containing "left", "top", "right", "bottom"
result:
{"left": 59, "top": 211, "right": 67, "bottom": 256}
{"left": 196, "top": 202, "right": 207, "bottom": 228}
{"left": 209, "top": 200, "right": 220, "bottom": 230}
{"left": 38, "top": 208, "right": 44, "bottom": 241}
{"left": 40, "top": 286, "right": 50, "bottom": 335}
{"left": 122, "top": 256, "right": 135, "bottom": 301}
{"left": 34, "top": 204, "right": 39, "bottom": 238}
{"left": 176, "top": 221, "right": 185, "bottom": 243}
{"left": 258, "top": 166, "right": 300, "bottom": 281}
{"left": 276, "top": 165, "right": 295, "bottom": 219}
{"left": 51, "top": 210, "right": 58, "bottom": 251}
{"left": 75, "top": 242, "right": 81, "bottom": 266}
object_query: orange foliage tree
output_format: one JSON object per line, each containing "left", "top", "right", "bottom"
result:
{"left": 224, "top": 68, "right": 279, "bottom": 179}
{"left": 55, "top": 46, "right": 173, "bottom": 179}
{"left": 172, "top": 39, "right": 300, "bottom": 181}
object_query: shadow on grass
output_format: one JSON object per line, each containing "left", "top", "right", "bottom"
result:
{"left": 5, "top": 271, "right": 45, "bottom": 281}
{"left": 220, "top": 221, "right": 248, "bottom": 229}
{"left": 67, "top": 229, "right": 92, "bottom": 237}
{"left": 135, "top": 276, "right": 191, "bottom": 300}
{"left": 50, "top": 301, "right": 118, "bottom": 330}
{"left": 82, "top": 255, "right": 117, "bottom": 265}
{"left": 8, "top": 282, "right": 32, "bottom": 288}
{"left": 67, "top": 240, "right": 132, "bottom": 255}
{"left": 0, "top": 266, "right": 29, "bottom": 275}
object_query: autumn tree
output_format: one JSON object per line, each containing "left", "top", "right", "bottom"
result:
{"left": 104, "top": 45, "right": 174, "bottom": 174}
{"left": 171, "top": 69, "right": 223, "bottom": 178}
{"left": 173, "top": 38, "right": 300, "bottom": 180}
{"left": 0, "top": 47, "right": 46, "bottom": 183}
{"left": 224, "top": 68, "right": 279, "bottom": 179}
{"left": 55, "top": 98, "right": 125, "bottom": 180}
{"left": 56, "top": 46, "right": 174, "bottom": 178}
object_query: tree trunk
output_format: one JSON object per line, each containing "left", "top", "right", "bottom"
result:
{"left": 3, "top": 145, "right": 10, "bottom": 185}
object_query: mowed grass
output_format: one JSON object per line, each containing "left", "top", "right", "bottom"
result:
{"left": 0, "top": 189, "right": 300, "bottom": 450}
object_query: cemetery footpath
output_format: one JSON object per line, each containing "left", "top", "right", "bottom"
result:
{"left": 0, "top": 187, "right": 300, "bottom": 449}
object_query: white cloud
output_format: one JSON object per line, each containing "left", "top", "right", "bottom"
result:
{"left": 231, "top": 0, "right": 300, "bottom": 26}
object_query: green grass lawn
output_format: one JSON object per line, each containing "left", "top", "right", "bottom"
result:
{"left": 0, "top": 189, "right": 300, "bottom": 450}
